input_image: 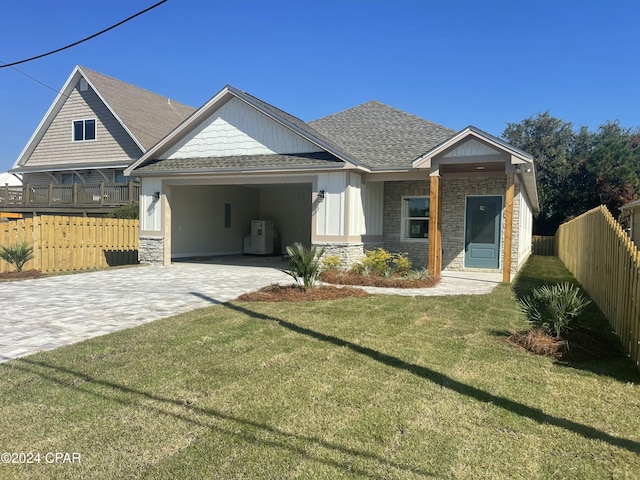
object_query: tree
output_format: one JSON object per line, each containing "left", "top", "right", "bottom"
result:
{"left": 503, "top": 112, "right": 578, "bottom": 234}
{"left": 586, "top": 122, "right": 640, "bottom": 216}
{"left": 503, "top": 114, "right": 640, "bottom": 234}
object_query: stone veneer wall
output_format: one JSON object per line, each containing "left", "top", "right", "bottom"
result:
{"left": 314, "top": 242, "right": 365, "bottom": 268}
{"left": 441, "top": 176, "right": 510, "bottom": 271}
{"left": 139, "top": 236, "right": 164, "bottom": 264}
{"left": 382, "top": 180, "right": 430, "bottom": 268}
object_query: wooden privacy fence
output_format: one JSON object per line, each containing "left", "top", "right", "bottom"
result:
{"left": 532, "top": 235, "right": 555, "bottom": 255}
{"left": 555, "top": 205, "right": 640, "bottom": 368}
{"left": 0, "top": 215, "right": 139, "bottom": 274}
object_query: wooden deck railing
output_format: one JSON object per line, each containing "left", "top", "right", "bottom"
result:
{"left": 0, "top": 182, "right": 139, "bottom": 208}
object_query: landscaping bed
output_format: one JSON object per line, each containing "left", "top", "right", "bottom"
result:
{"left": 0, "top": 269, "right": 41, "bottom": 281}
{"left": 238, "top": 284, "right": 370, "bottom": 302}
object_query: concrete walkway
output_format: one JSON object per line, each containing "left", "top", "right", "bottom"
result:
{"left": 0, "top": 260, "right": 505, "bottom": 363}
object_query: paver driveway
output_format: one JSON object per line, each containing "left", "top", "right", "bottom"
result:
{"left": 0, "top": 261, "right": 292, "bottom": 362}
{"left": 0, "top": 260, "right": 503, "bottom": 363}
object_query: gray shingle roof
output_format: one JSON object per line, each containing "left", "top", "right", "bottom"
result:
{"left": 309, "top": 101, "right": 456, "bottom": 169}
{"left": 135, "top": 152, "right": 343, "bottom": 174}
{"left": 81, "top": 67, "right": 195, "bottom": 151}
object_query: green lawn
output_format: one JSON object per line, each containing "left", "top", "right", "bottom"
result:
{"left": 1, "top": 256, "right": 639, "bottom": 479}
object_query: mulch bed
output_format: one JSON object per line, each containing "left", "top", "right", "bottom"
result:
{"left": 0, "top": 269, "right": 42, "bottom": 281}
{"left": 237, "top": 284, "right": 370, "bottom": 302}
{"left": 320, "top": 270, "right": 440, "bottom": 288}
{"left": 507, "top": 327, "right": 622, "bottom": 361}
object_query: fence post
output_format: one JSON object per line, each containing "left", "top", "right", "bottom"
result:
{"left": 100, "top": 181, "right": 105, "bottom": 206}
{"left": 25, "top": 183, "right": 30, "bottom": 205}
{"left": 73, "top": 183, "right": 78, "bottom": 206}
{"left": 128, "top": 181, "right": 134, "bottom": 203}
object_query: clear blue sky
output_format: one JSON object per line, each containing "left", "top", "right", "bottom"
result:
{"left": 1, "top": 0, "right": 639, "bottom": 173}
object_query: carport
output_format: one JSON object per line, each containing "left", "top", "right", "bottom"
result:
{"left": 166, "top": 179, "right": 313, "bottom": 260}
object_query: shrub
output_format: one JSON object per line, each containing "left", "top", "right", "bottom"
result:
{"left": 520, "top": 282, "right": 591, "bottom": 338}
{"left": 284, "top": 243, "right": 325, "bottom": 291}
{"left": 0, "top": 242, "right": 35, "bottom": 272}
{"left": 362, "top": 248, "right": 393, "bottom": 276}
{"left": 322, "top": 255, "right": 343, "bottom": 272}
{"left": 392, "top": 252, "right": 412, "bottom": 274}
{"left": 107, "top": 202, "right": 139, "bottom": 219}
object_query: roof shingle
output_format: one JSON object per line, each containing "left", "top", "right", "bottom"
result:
{"left": 309, "top": 100, "right": 456, "bottom": 169}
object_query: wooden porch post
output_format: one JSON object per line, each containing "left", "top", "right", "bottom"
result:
{"left": 503, "top": 173, "right": 515, "bottom": 282}
{"left": 428, "top": 175, "right": 442, "bottom": 276}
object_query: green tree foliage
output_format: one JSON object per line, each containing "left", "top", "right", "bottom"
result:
{"left": 0, "top": 242, "right": 35, "bottom": 272}
{"left": 107, "top": 202, "right": 139, "bottom": 219}
{"left": 503, "top": 113, "right": 640, "bottom": 234}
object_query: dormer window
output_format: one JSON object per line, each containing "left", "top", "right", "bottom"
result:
{"left": 73, "top": 119, "right": 96, "bottom": 142}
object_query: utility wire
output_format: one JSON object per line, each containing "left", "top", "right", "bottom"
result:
{"left": 0, "top": 0, "right": 168, "bottom": 68}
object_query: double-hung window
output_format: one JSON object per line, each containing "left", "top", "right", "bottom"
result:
{"left": 73, "top": 119, "right": 96, "bottom": 142}
{"left": 402, "top": 196, "right": 430, "bottom": 241}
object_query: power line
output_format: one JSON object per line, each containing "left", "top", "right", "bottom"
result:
{"left": 0, "top": 0, "right": 168, "bottom": 69}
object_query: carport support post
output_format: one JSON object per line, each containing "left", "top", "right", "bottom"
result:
{"left": 162, "top": 188, "right": 172, "bottom": 266}
{"left": 428, "top": 174, "right": 442, "bottom": 276}
{"left": 503, "top": 173, "right": 515, "bottom": 282}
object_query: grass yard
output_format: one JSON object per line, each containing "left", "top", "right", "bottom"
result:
{"left": 1, "top": 256, "right": 639, "bottom": 479}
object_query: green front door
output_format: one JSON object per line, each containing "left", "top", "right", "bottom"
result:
{"left": 464, "top": 196, "right": 502, "bottom": 269}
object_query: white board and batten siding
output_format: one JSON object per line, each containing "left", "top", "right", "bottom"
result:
{"left": 517, "top": 186, "right": 533, "bottom": 266}
{"left": 315, "top": 173, "right": 346, "bottom": 236}
{"left": 161, "top": 97, "right": 320, "bottom": 159}
{"left": 442, "top": 138, "right": 501, "bottom": 159}
{"left": 141, "top": 178, "right": 162, "bottom": 232}
{"left": 361, "top": 181, "right": 384, "bottom": 236}
{"left": 348, "top": 174, "right": 366, "bottom": 236}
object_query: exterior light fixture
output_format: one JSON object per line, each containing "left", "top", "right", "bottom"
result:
{"left": 318, "top": 190, "right": 325, "bottom": 200}
{"left": 152, "top": 191, "right": 160, "bottom": 201}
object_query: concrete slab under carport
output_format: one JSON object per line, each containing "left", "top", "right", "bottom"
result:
{"left": 169, "top": 182, "right": 312, "bottom": 260}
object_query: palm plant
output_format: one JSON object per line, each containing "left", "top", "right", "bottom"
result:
{"left": 0, "top": 242, "right": 35, "bottom": 272}
{"left": 520, "top": 282, "right": 591, "bottom": 337}
{"left": 284, "top": 242, "right": 325, "bottom": 291}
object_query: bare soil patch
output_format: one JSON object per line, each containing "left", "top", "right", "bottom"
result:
{"left": 237, "top": 284, "right": 370, "bottom": 302}
{"left": 0, "top": 269, "right": 42, "bottom": 281}
{"left": 321, "top": 270, "right": 440, "bottom": 288}
{"left": 507, "top": 327, "right": 622, "bottom": 360}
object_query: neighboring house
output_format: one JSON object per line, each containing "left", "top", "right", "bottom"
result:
{"left": 621, "top": 200, "right": 640, "bottom": 246}
{"left": 126, "top": 85, "right": 538, "bottom": 280}
{"left": 3, "top": 66, "right": 194, "bottom": 215}
{"left": 0, "top": 172, "right": 22, "bottom": 187}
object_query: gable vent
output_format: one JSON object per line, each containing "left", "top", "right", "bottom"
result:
{"left": 79, "top": 78, "right": 88, "bottom": 91}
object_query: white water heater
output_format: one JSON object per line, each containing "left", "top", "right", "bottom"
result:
{"left": 244, "top": 220, "right": 274, "bottom": 255}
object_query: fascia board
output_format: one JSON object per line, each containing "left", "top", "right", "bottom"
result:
{"left": 134, "top": 164, "right": 352, "bottom": 177}
{"left": 413, "top": 127, "right": 534, "bottom": 169}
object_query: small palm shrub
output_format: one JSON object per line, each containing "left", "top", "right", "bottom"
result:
{"left": 284, "top": 242, "right": 325, "bottom": 291}
{"left": 520, "top": 282, "right": 591, "bottom": 338}
{"left": 0, "top": 242, "right": 35, "bottom": 272}
{"left": 322, "top": 255, "right": 343, "bottom": 272}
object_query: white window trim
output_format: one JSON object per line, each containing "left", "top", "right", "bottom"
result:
{"left": 401, "top": 195, "right": 430, "bottom": 243}
{"left": 72, "top": 118, "right": 97, "bottom": 142}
